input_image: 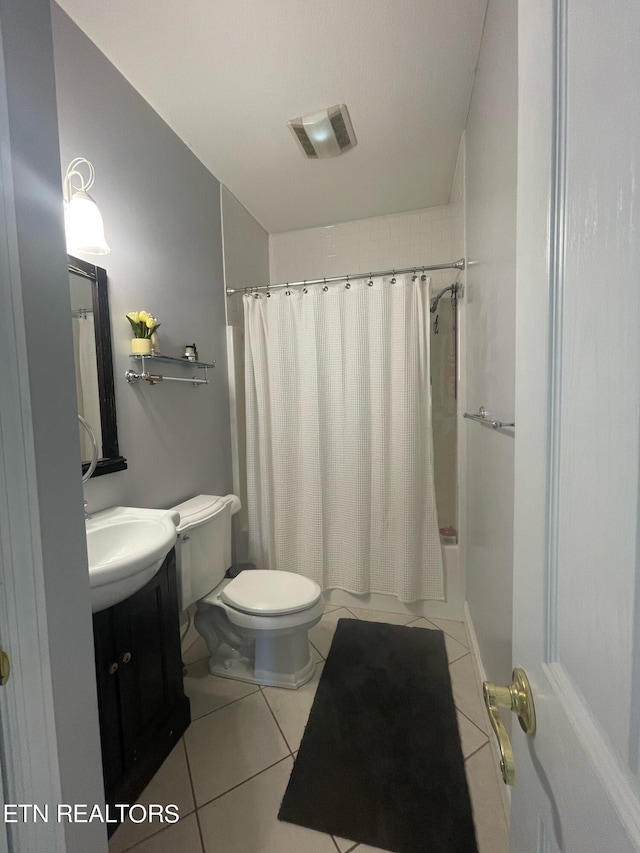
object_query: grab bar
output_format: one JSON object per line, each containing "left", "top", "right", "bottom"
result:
{"left": 464, "top": 407, "right": 515, "bottom": 431}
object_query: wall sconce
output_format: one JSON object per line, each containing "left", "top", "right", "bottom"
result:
{"left": 63, "top": 157, "right": 110, "bottom": 255}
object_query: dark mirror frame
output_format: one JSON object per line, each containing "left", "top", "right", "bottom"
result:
{"left": 69, "top": 254, "right": 127, "bottom": 477}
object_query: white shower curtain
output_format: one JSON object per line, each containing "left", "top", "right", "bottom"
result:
{"left": 244, "top": 274, "right": 444, "bottom": 602}
{"left": 73, "top": 314, "right": 103, "bottom": 460}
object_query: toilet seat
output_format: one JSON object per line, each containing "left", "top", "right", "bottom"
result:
{"left": 220, "top": 570, "right": 321, "bottom": 616}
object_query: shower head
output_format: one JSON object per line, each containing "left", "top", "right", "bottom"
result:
{"left": 429, "top": 283, "right": 459, "bottom": 313}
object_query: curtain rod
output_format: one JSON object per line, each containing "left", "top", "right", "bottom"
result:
{"left": 225, "top": 258, "right": 465, "bottom": 295}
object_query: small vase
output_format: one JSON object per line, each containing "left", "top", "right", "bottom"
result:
{"left": 150, "top": 330, "right": 160, "bottom": 354}
{"left": 131, "top": 337, "right": 152, "bottom": 355}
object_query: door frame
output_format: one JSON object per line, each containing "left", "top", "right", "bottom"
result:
{"left": 0, "top": 1, "right": 106, "bottom": 850}
{"left": 0, "top": 26, "right": 67, "bottom": 850}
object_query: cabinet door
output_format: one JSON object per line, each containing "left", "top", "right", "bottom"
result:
{"left": 92, "top": 607, "right": 124, "bottom": 793}
{"left": 112, "top": 550, "right": 185, "bottom": 769}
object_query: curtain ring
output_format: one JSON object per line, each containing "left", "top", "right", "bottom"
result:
{"left": 412, "top": 267, "right": 417, "bottom": 282}
{"left": 266, "top": 285, "right": 271, "bottom": 298}
{"left": 285, "top": 283, "right": 291, "bottom": 295}
{"left": 421, "top": 266, "right": 427, "bottom": 282}
{"left": 345, "top": 275, "right": 350, "bottom": 290}
{"left": 391, "top": 270, "right": 397, "bottom": 284}
{"left": 323, "top": 277, "right": 328, "bottom": 293}
{"left": 368, "top": 274, "right": 373, "bottom": 287}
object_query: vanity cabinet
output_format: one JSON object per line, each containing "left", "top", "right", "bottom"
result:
{"left": 92, "top": 548, "right": 190, "bottom": 819}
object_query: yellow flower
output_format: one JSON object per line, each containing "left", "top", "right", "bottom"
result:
{"left": 126, "top": 309, "right": 160, "bottom": 338}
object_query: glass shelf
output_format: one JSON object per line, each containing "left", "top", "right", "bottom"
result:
{"left": 126, "top": 353, "right": 215, "bottom": 386}
{"left": 129, "top": 352, "right": 216, "bottom": 369}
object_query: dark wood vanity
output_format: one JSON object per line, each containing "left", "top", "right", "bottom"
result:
{"left": 92, "top": 549, "right": 190, "bottom": 831}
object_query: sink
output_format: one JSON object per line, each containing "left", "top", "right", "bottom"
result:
{"left": 86, "top": 506, "right": 179, "bottom": 613}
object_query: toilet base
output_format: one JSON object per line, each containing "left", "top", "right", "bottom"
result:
{"left": 194, "top": 596, "right": 324, "bottom": 690}
{"left": 207, "top": 641, "right": 316, "bottom": 689}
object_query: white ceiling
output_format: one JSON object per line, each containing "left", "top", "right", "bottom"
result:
{"left": 56, "top": 0, "right": 487, "bottom": 234}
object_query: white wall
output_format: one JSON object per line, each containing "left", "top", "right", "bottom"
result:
{"left": 52, "top": 6, "right": 233, "bottom": 515}
{"left": 270, "top": 206, "right": 459, "bottom": 290}
{"left": 221, "top": 187, "right": 269, "bottom": 561}
{"left": 464, "top": 0, "right": 517, "bottom": 682}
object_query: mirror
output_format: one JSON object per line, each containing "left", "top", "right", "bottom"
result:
{"left": 69, "top": 255, "right": 127, "bottom": 477}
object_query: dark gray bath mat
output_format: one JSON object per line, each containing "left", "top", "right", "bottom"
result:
{"left": 278, "top": 618, "right": 478, "bottom": 853}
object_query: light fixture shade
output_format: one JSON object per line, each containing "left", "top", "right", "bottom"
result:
{"left": 287, "top": 104, "right": 357, "bottom": 159}
{"left": 63, "top": 158, "right": 110, "bottom": 255}
{"left": 64, "top": 190, "right": 110, "bottom": 255}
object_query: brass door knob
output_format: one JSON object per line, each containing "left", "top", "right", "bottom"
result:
{"left": 483, "top": 667, "right": 536, "bottom": 786}
{"left": 0, "top": 650, "right": 10, "bottom": 686}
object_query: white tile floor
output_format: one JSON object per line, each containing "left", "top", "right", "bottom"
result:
{"left": 109, "top": 606, "right": 509, "bottom": 853}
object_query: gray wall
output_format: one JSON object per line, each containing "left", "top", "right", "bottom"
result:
{"left": 222, "top": 186, "right": 269, "bottom": 329}
{"left": 464, "top": 0, "right": 517, "bottom": 681}
{"left": 220, "top": 186, "right": 270, "bottom": 562}
{"left": 51, "top": 4, "right": 233, "bottom": 514}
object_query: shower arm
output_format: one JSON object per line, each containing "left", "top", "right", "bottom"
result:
{"left": 429, "top": 282, "right": 460, "bottom": 314}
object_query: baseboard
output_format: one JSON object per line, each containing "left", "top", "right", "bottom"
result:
{"left": 463, "top": 601, "right": 511, "bottom": 827}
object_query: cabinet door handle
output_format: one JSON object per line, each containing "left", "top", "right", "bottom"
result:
{"left": 120, "top": 652, "right": 132, "bottom": 664}
{"left": 108, "top": 662, "right": 119, "bottom": 675}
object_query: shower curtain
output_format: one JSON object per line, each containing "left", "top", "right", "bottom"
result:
{"left": 244, "top": 273, "right": 444, "bottom": 602}
{"left": 73, "top": 314, "right": 103, "bottom": 460}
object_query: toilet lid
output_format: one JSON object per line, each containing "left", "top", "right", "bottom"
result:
{"left": 221, "top": 570, "right": 322, "bottom": 616}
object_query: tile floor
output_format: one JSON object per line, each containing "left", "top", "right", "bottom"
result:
{"left": 109, "top": 605, "right": 509, "bottom": 853}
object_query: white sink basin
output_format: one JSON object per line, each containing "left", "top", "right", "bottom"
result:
{"left": 86, "top": 506, "right": 179, "bottom": 613}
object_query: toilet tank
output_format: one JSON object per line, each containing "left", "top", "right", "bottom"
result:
{"left": 171, "top": 494, "right": 241, "bottom": 612}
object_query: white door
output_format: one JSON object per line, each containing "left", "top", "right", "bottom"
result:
{"left": 509, "top": 0, "right": 640, "bottom": 850}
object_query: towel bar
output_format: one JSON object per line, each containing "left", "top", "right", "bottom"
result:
{"left": 463, "top": 407, "right": 515, "bottom": 432}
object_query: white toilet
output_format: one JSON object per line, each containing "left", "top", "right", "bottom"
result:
{"left": 171, "top": 494, "right": 324, "bottom": 689}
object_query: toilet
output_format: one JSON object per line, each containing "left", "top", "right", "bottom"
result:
{"left": 171, "top": 494, "right": 324, "bottom": 689}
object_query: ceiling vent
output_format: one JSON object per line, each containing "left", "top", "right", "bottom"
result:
{"left": 287, "top": 104, "right": 357, "bottom": 159}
